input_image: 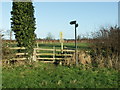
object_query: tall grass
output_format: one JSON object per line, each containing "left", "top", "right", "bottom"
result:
{"left": 2, "top": 62, "right": 119, "bottom": 88}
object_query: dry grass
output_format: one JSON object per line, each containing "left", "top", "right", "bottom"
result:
{"left": 63, "top": 48, "right": 119, "bottom": 70}
{"left": 63, "top": 50, "right": 92, "bottom": 67}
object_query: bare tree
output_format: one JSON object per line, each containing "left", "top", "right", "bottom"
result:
{"left": 45, "top": 32, "right": 54, "bottom": 40}
{"left": 77, "top": 35, "right": 81, "bottom": 40}
{"left": 0, "top": 29, "right": 5, "bottom": 40}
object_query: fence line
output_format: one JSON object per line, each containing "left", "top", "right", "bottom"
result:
{"left": 9, "top": 47, "right": 75, "bottom": 52}
{"left": 3, "top": 47, "right": 75, "bottom": 62}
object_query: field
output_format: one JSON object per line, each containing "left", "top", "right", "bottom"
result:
{"left": 9, "top": 42, "right": 90, "bottom": 50}
{"left": 2, "top": 42, "right": 119, "bottom": 88}
{"left": 2, "top": 62, "right": 118, "bottom": 88}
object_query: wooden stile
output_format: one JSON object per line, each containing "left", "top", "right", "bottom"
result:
{"left": 3, "top": 47, "right": 74, "bottom": 63}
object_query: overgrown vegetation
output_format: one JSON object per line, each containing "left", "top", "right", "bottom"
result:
{"left": 90, "top": 26, "right": 120, "bottom": 70}
{"left": 2, "top": 62, "right": 118, "bottom": 88}
{"left": 2, "top": 42, "right": 15, "bottom": 61}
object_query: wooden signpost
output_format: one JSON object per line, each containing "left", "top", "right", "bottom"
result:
{"left": 60, "top": 32, "right": 64, "bottom": 53}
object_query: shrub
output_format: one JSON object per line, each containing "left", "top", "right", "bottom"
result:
{"left": 2, "top": 42, "right": 16, "bottom": 64}
{"left": 90, "top": 26, "right": 120, "bottom": 69}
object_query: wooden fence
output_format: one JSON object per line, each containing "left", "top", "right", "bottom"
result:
{"left": 3, "top": 47, "right": 75, "bottom": 63}
{"left": 3, "top": 39, "right": 92, "bottom": 43}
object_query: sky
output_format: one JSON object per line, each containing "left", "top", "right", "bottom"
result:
{"left": 0, "top": 2, "right": 118, "bottom": 39}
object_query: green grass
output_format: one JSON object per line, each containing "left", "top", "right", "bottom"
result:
{"left": 8, "top": 42, "right": 90, "bottom": 50}
{"left": 2, "top": 62, "right": 118, "bottom": 88}
{"left": 37, "top": 42, "right": 90, "bottom": 50}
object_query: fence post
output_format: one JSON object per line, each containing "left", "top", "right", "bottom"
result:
{"left": 60, "top": 32, "right": 64, "bottom": 53}
{"left": 36, "top": 42, "right": 39, "bottom": 53}
{"left": 37, "top": 42, "right": 38, "bottom": 48}
{"left": 33, "top": 48, "right": 37, "bottom": 61}
{"left": 53, "top": 46, "right": 55, "bottom": 62}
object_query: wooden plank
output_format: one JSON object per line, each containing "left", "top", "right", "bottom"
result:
{"left": 37, "top": 58, "right": 54, "bottom": 60}
{"left": 9, "top": 47, "right": 25, "bottom": 49}
{"left": 60, "top": 54, "right": 73, "bottom": 56}
{"left": 15, "top": 53, "right": 28, "bottom": 55}
{"left": 9, "top": 52, "right": 73, "bottom": 57}
{"left": 12, "top": 58, "right": 26, "bottom": 60}
{"left": 35, "top": 48, "right": 54, "bottom": 51}
{"left": 37, "top": 58, "right": 63, "bottom": 60}
{"left": 62, "top": 49, "right": 75, "bottom": 52}
{"left": 54, "top": 49, "right": 75, "bottom": 52}
{"left": 9, "top": 47, "right": 75, "bottom": 52}
{"left": 33, "top": 48, "right": 37, "bottom": 61}
{"left": 35, "top": 48, "right": 75, "bottom": 52}
{"left": 36, "top": 53, "right": 73, "bottom": 56}
{"left": 40, "top": 61, "right": 54, "bottom": 63}
{"left": 36, "top": 53, "right": 54, "bottom": 56}
{"left": 53, "top": 46, "right": 55, "bottom": 62}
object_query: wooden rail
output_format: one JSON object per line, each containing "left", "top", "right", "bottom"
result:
{"left": 3, "top": 47, "right": 75, "bottom": 62}
{"left": 9, "top": 47, "right": 75, "bottom": 52}
{"left": 9, "top": 47, "right": 25, "bottom": 49}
